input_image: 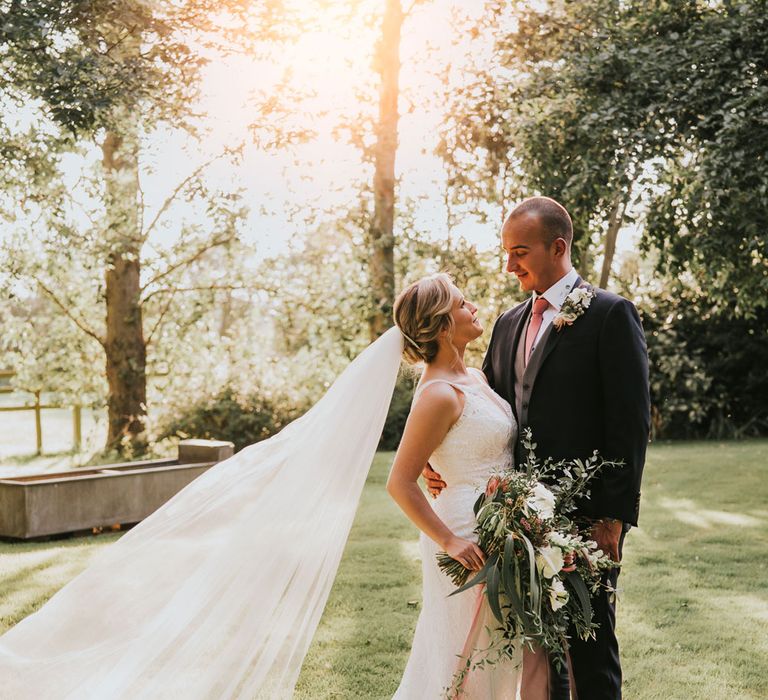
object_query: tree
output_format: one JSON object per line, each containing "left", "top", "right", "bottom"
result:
{"left": 637, "top": 2, "right": 768, "bottom": 315}
{"left": 0, "top": 1, "right": 287, "bottom": 454}
{"left": 368, "top": 0, "right": 404, "bottom": 340}
{"left": 614, "top": 252, "right": 768, "bottom": 439}
{"left": 442, "top": 0, "right": 768, "bottom": 302}
{"left": 159, "top": 189, "right": 526, "bottom": 452}
{"left": 355, "top": 0, "right": 433, "bottom": 340}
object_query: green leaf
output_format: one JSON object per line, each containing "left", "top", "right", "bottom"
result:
{"left": 564, "top": 570, "right": 593, "bottom": 622}
{"left": 473, "top": 491, "right": 485, "bottom": 515}
{"left": 486, "top": 561, "right": 504, "bottom": 624}
{"left": 520, "top": 532, "right": 540, "bottom": 616}
{"left": 501, "top": 535, "right": 527, "bottom": 621}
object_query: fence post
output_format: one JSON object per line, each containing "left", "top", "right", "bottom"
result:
{"left": 34, "top": 390, "right": 42, "bottom": 456}
{"left": 73, "top": 405, "right": 82, "bottom": 452}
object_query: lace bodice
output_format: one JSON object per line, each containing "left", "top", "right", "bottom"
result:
{"left": 414, "top": 367, "right": 516, "bottom": 492}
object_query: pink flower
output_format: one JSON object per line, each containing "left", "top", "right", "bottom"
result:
{"left": 485, "top": 476, "right": 501, "bottom": 497}
{"left": 561, "top": 552, "right": 576, "bottom": 573}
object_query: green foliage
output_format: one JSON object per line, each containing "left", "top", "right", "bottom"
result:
{"left": 640, "top": 290, "right": 768, "bottom": 440}
{"left": 260, "top": 196, "right": 375, "bottom": 363}
{"left": 378, "top": 372, "right": 417, "bottom": 451}
{"left": 2, "top": 0, "right": 763, "bottom": 455}
{"left": 434, "top": 0, "right": 768, "bottom": 441}
{"left": 612, "top": 252, "right": 768, "bottom": 440}
{"left": 157, "top": 371, "right": 415, "bottom": 453}
{"left": 445, "top": 0, "right": 768, "bottom": 311}
{"left": 0, "top": 0, "right": 291, "bottom": 454}
{"left": 628, "top": 2, "right": 768, "bottom": 316}
{"left": 158, "top": 387, "right": 308, "bottom": 452}
{"left": 0, "top": 164, "right": 255, "bottom": 410}
{"left": 0, "top": 1, "right": 282, "bottom": 138}
{"left": 1, "top": 296, "right": 106, "bottom": 408}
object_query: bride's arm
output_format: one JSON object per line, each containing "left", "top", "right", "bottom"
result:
{"left": 386, "top": 383, "right": 486, "bottom": 571}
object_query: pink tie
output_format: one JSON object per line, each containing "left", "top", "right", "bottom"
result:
{"left": 524, "top": 297, "right": 550, "bottom": 363}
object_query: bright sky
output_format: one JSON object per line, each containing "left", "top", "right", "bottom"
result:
{"left": 137, "top": 0, "right": 503, "bottom": 264}
{"left": 3, "top": 0, "right": 634, "bottom": 279}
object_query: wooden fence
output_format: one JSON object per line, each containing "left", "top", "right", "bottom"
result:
{"left": 0, "top": 370, "right": 82, "bottom": 455}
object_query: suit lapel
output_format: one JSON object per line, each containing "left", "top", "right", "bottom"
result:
{"left": 509, "top": 298, "right": 531, "bottom": 358}
{"left": 506, "top": 299, "right": 531, "bottom": 423}
{"left": 536, "top": 276, "right": 587, "bottom": 375}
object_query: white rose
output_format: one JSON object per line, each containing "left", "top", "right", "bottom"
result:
{"left": 526, "top": 483, "right": 556, "bottom": 519}
{"left": 568, "top": 288, "right": 592, "bottom": 306}
{"left": 548, "top": 531, "right": 571, "bottom": 548}
{"left": 587, "top": 548, "right": 605, "bottom": 567}
{"left": 566, "top": 289, "right": 581, "bottom": 303}
{"left": 536, "top": 545, "right": 564, "bottom": 579}
{"left": 548, "top": 578, "right": 569, "bottom": 611}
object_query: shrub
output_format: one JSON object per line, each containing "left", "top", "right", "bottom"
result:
{"left": 379, "top": 372, "right": 417, "bottom": 451}
{"left": 158, "top": 387, "right": 308, "bottom": 452}
{"left": 159, "top": 370, "right": 418, "bottom": 454}
{"left": 639, "top": 297, "right": 768, "bottom": 440}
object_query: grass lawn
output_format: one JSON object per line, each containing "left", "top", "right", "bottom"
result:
{"left": 1, "top": 440, "right": 766, "bottom": 699}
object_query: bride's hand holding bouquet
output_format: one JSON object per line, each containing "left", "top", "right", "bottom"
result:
{"left": 437, "top": 428, "right": 622, "bottom": 677}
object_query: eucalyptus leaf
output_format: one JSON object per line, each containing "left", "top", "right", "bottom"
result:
{"left": 486, "top": 562, "right": 504, "bottom": 624}
{"left": 564, "top": 570, "right": 594, "bottom": 623}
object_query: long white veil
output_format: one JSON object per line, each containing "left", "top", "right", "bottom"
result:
{"left": 0, "top": 327, "right": 405, "bottom": 699}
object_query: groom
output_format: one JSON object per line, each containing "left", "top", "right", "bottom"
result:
{"left": 424, "top": 196, "right": 650, "bottom": 699}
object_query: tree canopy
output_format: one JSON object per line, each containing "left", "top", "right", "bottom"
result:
{"left": 442, "top": 0, "right": 768, "bottom": 310}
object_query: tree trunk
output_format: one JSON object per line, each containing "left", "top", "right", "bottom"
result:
{"left": 369, "top": 0, "right": 403, "bottom": 340}
{"left": 219, "top": 290, "right": 234, "bottom": 338}
{"left": 102, "top": 126, "right": 147, "bottom": 455}
{"left": 599, "top": 191, "right": 629, "bottom": 289}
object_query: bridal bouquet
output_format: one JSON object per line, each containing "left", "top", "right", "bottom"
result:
{"left": 437, "top": 429, "right": 619, "bottom": 674}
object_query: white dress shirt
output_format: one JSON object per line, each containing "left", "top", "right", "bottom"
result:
{"left": 529, "top": 268, "right": 580, "bottom": 351}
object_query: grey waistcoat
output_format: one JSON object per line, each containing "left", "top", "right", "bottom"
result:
{"left": 514, "top": 314, "right": 555, "bottom": 438}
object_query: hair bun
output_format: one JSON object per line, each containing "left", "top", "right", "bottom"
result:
{"left": 393, "top": 273, "right": 455, "bottom": 365}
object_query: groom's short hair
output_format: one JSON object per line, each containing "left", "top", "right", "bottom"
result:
{"left": 508, "top": 197, "right": 573, "bottom": 248}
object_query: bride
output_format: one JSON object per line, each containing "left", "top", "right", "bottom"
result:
{"left": 388, "top": 273, "right": 547, "bottom": 699}
{"left": 0, "top": 273, "right": 545, "bottom": 699}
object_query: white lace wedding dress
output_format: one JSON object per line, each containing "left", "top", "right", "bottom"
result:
{"left": 393, "top": 368, "right": 523, "bottom": 699}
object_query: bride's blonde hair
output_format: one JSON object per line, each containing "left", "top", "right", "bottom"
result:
{"left": 393, "top": 272, "right": 455, "bottom": 365}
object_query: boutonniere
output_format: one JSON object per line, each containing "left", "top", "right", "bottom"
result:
{"left": 552, "top": 286, "right": 595, "bottom": 330}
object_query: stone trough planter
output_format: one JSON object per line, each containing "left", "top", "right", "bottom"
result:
{"left": 0, "top": 439, "right": 234, "bottom": 540}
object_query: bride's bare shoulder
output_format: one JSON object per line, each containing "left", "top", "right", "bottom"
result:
{"left": 412, "top": 379, "right": 465, "bottom": 422}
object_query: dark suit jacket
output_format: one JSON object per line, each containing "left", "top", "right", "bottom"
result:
{"left": 482, "top": 281, "right": 650, "bottom": 526}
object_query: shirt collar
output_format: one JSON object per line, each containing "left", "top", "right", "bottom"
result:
{"left": 533, "top": 268, "right": 579, "bottom": 312}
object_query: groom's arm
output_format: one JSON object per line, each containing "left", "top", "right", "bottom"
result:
{"left": 597, "top": 298, "right": 651, "bottom": 527}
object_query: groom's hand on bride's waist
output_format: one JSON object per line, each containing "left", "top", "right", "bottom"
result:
{"left": 422, "top": 463, "right": 446, "bottom": 498}
{"left": 590, "top": 518, "right": 623, "bottom": 563}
